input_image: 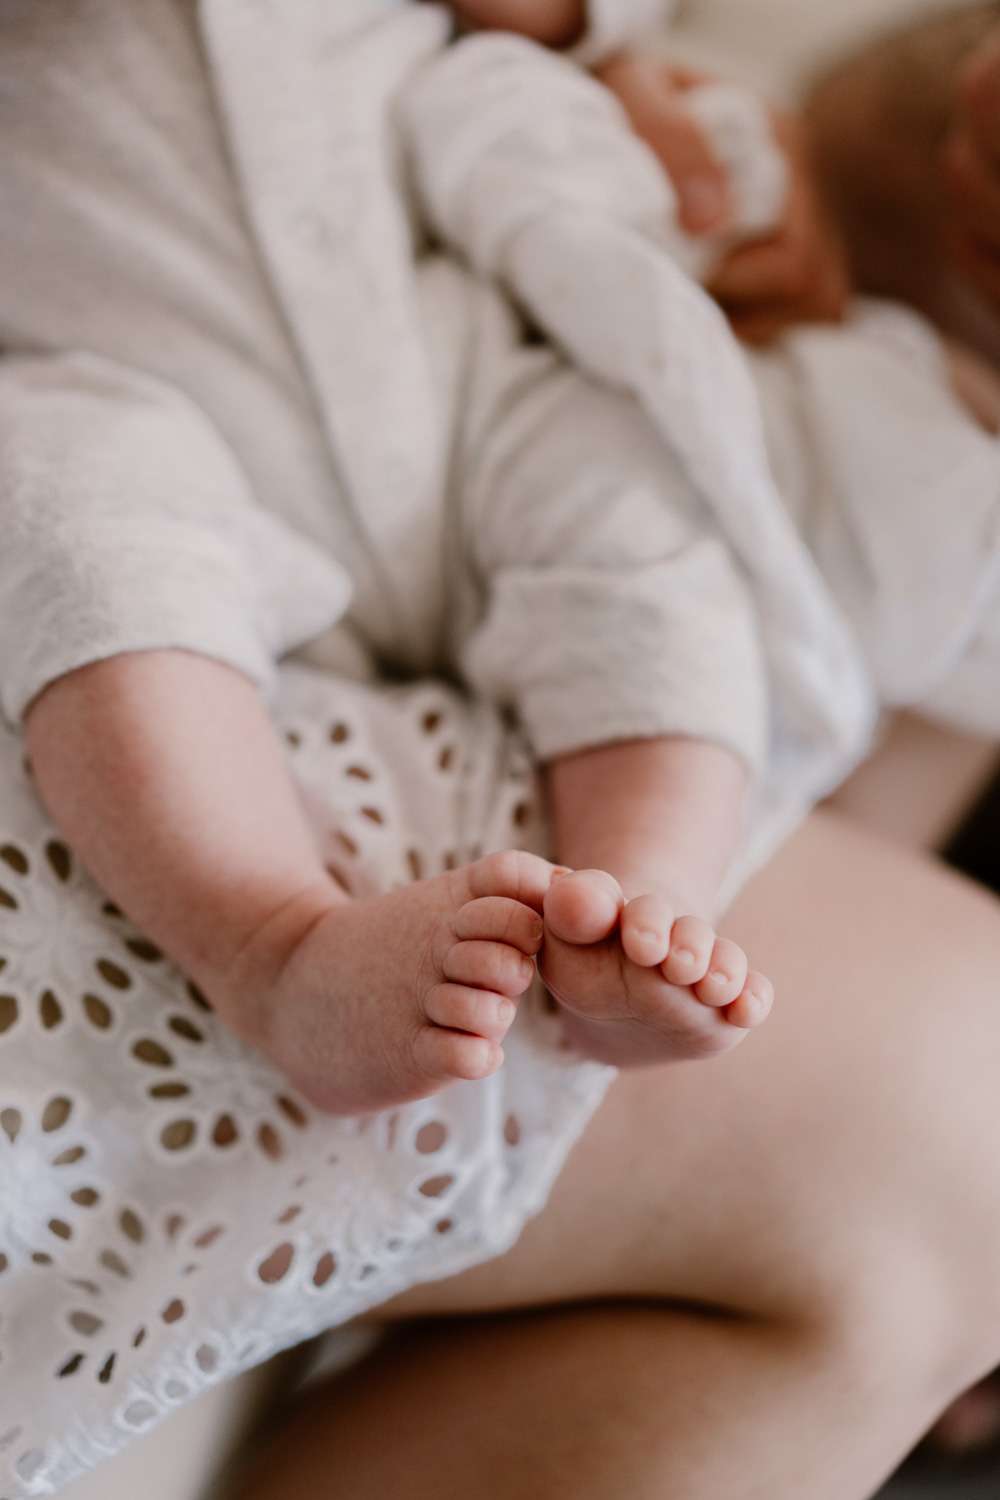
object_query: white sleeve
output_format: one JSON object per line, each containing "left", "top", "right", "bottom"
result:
{"left": 403, "top": 34, "right": 875, "bottom": 808}
{"left": 570, "top": 0, "right": 677, "bottom": 67}
{"left": 459, "top": 334, "right": 769, "bottom": 771}
{"left": 0, "top": 352, "right": 350, "bottom": 726}
{"left": 402, "top": 35, "right": 785, "bottom": 286}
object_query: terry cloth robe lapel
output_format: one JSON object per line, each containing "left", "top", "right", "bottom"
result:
{"left": 198, "top": 0, "right": 451, "bottom": 659}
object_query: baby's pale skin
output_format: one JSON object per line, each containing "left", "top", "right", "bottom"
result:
{"left": 25, "top": 651, "right": 772, "bottom": 1114}
{"left": 541, "top": 739, "right": 772, "bottom": 1068}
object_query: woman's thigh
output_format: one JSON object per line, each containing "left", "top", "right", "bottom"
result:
{"left": 381, "top": 810, "right": 1000, "bottom": 1350}
{"left": 826, "top": 711, "right": 1000, "bottom": 852}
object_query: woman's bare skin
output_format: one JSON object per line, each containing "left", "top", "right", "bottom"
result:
{"left": 231, "top": 809, "right": 1000, "bottom": 1500}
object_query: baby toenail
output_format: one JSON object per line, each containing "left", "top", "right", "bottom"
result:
{"left": 674, "top": 947, "right": 696, "bottom": 963}
{"left": 709, "top": 969, "right": 729, "bottom": 984}
{"left": 637, "top": 927, "right": 662, "bottom": 943}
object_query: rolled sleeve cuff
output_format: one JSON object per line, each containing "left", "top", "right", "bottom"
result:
{"left": 462, "top": 559, "right": 769, "bottom": 774}
{"left": 0, "top": 352, "right": 351, "bottom": 729}
{"left": 1, "top": 516, "right": 350, "bottom": 726}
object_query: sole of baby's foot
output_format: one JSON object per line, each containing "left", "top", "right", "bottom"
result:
{"left": 244, "top": 851, "right": 555, "bottom": 1116}
{"left": 541, "top": 869, "right": 773, "bottom": 1067}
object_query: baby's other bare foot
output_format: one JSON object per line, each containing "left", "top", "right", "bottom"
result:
{"left": 541, "top": 869, "right": 773, "bottom": 1067}
{"left": 233, "top": 852, "right": 554, "bottom": 1116}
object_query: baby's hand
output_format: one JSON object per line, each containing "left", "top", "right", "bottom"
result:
{"left": 599, "top": 54, "right": 851, "bottom": 343}
{"left": 597, "top": 54, "right": 734, "bottom": 235}
{"left": 222, "top": 852, "right": 556, "bottom": 1115}
{"left": 707, "top": 110, "right": 851, "bottom": 344}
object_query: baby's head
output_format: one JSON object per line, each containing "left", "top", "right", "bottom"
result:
{"left": 804, "top": 4, "right": 1000, "bottom": 307}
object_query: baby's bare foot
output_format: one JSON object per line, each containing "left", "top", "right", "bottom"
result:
{"left": 231, "top": 852, "right": 554, "bottom": 1115}
{"left": 541, "top": 869, "right": 773, "bottom": 1067}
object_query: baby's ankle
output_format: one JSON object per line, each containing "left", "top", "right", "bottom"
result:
{"left": 208, "top": 876, "right": 348, "bottom": 1046}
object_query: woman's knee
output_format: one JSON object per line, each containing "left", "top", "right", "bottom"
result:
{"left": 783, "top": 1233, "right": 999, "bottom": 1411}
{"left": 723, "top": 827, "right": 1000, "bottom": 1381}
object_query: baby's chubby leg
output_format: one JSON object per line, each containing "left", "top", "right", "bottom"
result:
{"left": 229, "top": 849, "right": 554, "bottom": 1114}
{"left": 450, "top": 279, "right": 775, "bottom": 1065}
{"left": 25, "top": 651, "right": 558, "bottom": 1116}
{"left": 540, "top": 737, "right": 773, "bottom": 1066}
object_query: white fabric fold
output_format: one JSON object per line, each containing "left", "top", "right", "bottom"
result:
{"left": 571, "top": 0, "right": 677, "bottom": 67}
{"left": 463, "top": 554, "right": 768, "bottom": 768}
{"left": 0, "top": 354, "right": 351, "bottom": 723}
{"left": 766, "top": 305, "right": 1000, "bottom": 710}
{"left": 446, "top": 261, "right": 770, "bottom": 772}
{"left": 199, "top": 0, "right": 451, "bottom": 654}
{"left": 400, "top": 34, "right": 876, "bottom": 815}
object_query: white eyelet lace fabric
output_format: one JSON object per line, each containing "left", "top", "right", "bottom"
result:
{"left": 0, "top": 664, "right": 614, "bottom": 1499}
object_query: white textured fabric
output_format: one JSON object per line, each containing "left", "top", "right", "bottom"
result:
{"left": 5, "top": 5, "right": 1000, "bottom": 1495}
{"left": 571, "top": 0, "right": 676, "bottom": 67}
{"left": 0, "top": 7, "right": 774, "bottom": 1490}
{"left": 751, "top": 302, "right": 1000, "bottom": 715}
{"left": 0, "top": 0, "right": 764, "bottom": 773}
{"left": 0, "top": 355, "right": 351, "bottom": 724}
{"left": 0, "top": 665, "right": 614, "bottom": 1498}
{"left": 402, "top": 34, "right": 876, "bottom": 825}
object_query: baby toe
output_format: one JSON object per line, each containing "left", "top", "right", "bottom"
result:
{"left": 621, "top": 893, "right": 674, "bottom": 968}
{"left": 425, "top": 982, "right": 516, "bottom": 1043}
{"left": 414, "top": 1025, "right": 502, "bottom": 1083}
{"left": 661, "top": 915, "right": 715, "bottom": 987}
{"left": 724, "top": 970, "right": 775, "bottom": 1030}
{"left": 466, "top": 850, "right": 558, "bottom": 913}
{"left": 443, "top": 939, "right": 535, "bottom": 998}
{"left": 543, "top": 869, "right": 624, "bottom": 946}
{"left": 453, "top": 896, "right": 544, "bottom": 956}
{"left": 694, "top": 938, "right": 748, "bottom": 1008}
